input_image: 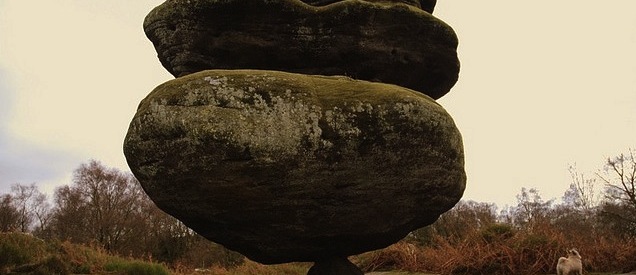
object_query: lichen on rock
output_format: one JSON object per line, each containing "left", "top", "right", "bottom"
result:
{"left": 124, "top": 69, "right": 466, "bottom": 264}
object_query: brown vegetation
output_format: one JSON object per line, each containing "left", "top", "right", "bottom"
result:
{"left": 353, "top": 150, "right": 636, "bottom": 274}
{"left": 0, "top": 232, "right": 170, "bottom": 274}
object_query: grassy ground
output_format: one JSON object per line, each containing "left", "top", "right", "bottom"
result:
{"left": 364, "top": 272, "right": 635, "bottom": 275}
{"left": 0, "top": 232, "right": 170, "bottom": 275}
{"left": 3, "top": 232, "right": 634, "bottom": 275}
{"left": 363, "top": 273, "right": 633, "bottom": 275}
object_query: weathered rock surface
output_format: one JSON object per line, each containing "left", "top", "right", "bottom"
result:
{"left": 144, "top": 0, "right": 459, "bottom": 99}
{"left": 124, "top": 70, "right": 466, "bottom": 264}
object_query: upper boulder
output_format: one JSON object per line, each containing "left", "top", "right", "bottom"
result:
{"left": 144, "top": 0, "right": 459, "bottom": 99}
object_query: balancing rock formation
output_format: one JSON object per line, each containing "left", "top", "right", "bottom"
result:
{"left": 125, "top": 0, "right": 465, "bottom": 274}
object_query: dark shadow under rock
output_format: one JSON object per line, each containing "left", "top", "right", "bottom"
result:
{"left": 308, "top": 258, "right": 364, "bottom": 275}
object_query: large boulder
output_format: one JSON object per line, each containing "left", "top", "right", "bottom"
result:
{"left": 144, "top": 0, "right": 459, "bottom": 99}
{"left": 124, "top": 70, "right": 466, "bottom": 264}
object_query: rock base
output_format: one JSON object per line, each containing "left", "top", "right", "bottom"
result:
{"left": 308, "top": 258, "right": 364, "bottom": 275}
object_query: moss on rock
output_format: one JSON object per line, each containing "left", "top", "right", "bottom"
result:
{"left": 124, "top": 69, "right": 465, "bottom": 264}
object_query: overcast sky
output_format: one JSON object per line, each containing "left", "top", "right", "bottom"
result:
{"left": 0, "top": 0, "right": 634, "bottom": 207}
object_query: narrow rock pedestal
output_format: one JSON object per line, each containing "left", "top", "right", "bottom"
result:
{"left": 308, "top": 258, "right": 364, "bottom": 275}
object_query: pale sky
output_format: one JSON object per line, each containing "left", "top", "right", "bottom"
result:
{"left": 0, "top": 0, "right": 634, "bottom": 207}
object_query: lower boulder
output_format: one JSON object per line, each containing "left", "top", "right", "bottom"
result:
{"left": 123, "top": 69, "right": 465, "bottom": 265}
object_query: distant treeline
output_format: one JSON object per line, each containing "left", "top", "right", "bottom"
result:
{"left": 0, "top": 160, "right": 243, "bottom": 270}
{"left": 0, "top": 149, "right": 635, "bottom": 274}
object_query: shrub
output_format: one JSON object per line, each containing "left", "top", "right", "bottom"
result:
{"left": 0, "top": 239, "right": 32, "bottom": 269}
{"left": 0, "top": 232, "right": 48, "bottom": 271}
{"left": 356, "top": 242, "right": 421, "bottom": 272}
{"left": 33, "top": 255, "right": 71, "bottom": 275}
{"left": 175, "top": 236, "right": 245, "bottom": 269}
{"left": 9, "top": 255, "right": 71, "bottom": 275}
{"left": 480, "top": 223, "right": 515, "bottom": 243}
{"left": 54, "top": 240, "right": 110, "bottom": 274}
{"left": 179, "top": 260, "right": 308, "bottom": 275}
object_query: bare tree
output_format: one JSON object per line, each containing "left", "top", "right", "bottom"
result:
{"left": 45, "top": 160, "right": 242, "bottom": 265}
{"left": 10, "top": 184, "right": 35, "bottom": 232}
{"left": 8, "top": 183, "right": 50, "bottom": 233}
{"left": 550, "top": 166, "right": 601, "bottom": 237}
{"left": 596, "top": 149, "right": 636, "bottom": 237}
{"left": 51, "top": 184, "right": 91, "bottom": 243}
{"left": 598, "top": 149, "right": 636, "bottom": 207}
{"left": 0, "top": 194, "right": 19, "bottom": 232}
{"left": 50, "top": 160, "right": 146, "bottom": 252}
{"left": 74, "top": 160, "right": 142, "bottom": 251}
{"left": 513, "top": 188, "right": 553, "bottom": 229}
{"left": 412, "top": 200, "right": 498, "bottom": 243}
{"left": 30, "top": 191, "right": 52, "bottom": 238}
{"left": 564, "top": 164, "right": 599, "bottom": 212}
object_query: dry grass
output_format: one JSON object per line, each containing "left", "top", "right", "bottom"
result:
{"left": 4, "top": 223, "right": 635, "bottom": 275}
{"left": 0, "top": 232, "right": 171, "bottom": 274}
{"left": 354, "top": 223, "right": 636, "bottom": 275}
